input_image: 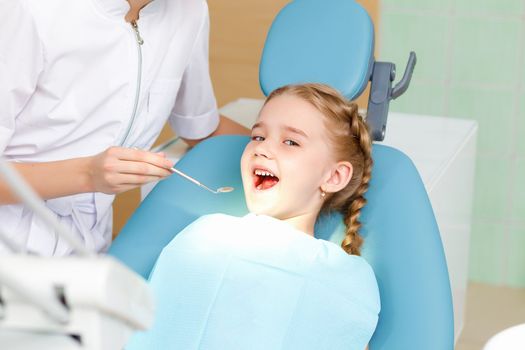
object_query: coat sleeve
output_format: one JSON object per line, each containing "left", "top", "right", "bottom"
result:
{"left": 168, "top": 1, "right": 220, "bottom": 140}
{"left": 0, "top": 0, "right": 44, "bottom": 153}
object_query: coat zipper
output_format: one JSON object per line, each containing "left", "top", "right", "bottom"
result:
{"left": 119, "top": 20, "right": 144, "bottom": 146}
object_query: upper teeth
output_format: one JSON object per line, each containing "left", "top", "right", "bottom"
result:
{"left": 255, "top": 169, "right": 274, "bottom": 177}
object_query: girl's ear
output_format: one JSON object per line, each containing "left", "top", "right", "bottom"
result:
{"left": 323, "top": 161, "right": 353, "bottom": 194}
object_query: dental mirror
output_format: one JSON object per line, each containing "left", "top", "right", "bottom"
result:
{"left": 216, "top": 186, "right": 234, "bottom": 193}
{"left": 170, "top": 167, "right": 235, "bottom": 194}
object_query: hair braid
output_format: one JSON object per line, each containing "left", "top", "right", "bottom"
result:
{"left": 341, "top": 109, "right": 373, "bottom": 255}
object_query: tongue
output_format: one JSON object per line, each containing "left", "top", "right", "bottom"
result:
{"left": 259, "top": 176, "right": 278, "bottom": 190}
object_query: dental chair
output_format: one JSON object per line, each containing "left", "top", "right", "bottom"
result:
{"left": 109, "top": 0, "right": 454, "bottom": 349}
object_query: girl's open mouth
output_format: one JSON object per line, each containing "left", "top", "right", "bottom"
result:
{"left": 253, "top": 168, "right": 280, "bottom": 190}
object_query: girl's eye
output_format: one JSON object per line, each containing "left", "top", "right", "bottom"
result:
{"left": 284, "top": 139, "right": 299, "bottom": 147}
{"left": 252, "top": 135, "right": 265, "bottom": 141}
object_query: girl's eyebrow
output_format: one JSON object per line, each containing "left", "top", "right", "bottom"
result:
{"left": 252, "top": 122, "right": 264, "bottom": 130}
{"left": 284, "top": 125, "right": 308, "bottom": 138}
{"left": 252, "top": 122, "right": 308, "bottom": 138}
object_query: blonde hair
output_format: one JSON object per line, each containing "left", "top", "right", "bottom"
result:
{"left": 265, "top": 83, "right": 373, "bottom": 256}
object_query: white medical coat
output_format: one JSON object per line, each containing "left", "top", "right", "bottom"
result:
{"left": 0, "top": 0, "right": 220, "bottom": 255}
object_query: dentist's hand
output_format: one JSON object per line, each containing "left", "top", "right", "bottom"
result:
{"left": 88, "top": 147, "right": 173, "bottom": 194}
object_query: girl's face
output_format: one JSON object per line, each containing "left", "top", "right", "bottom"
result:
{"left": 240, "top": 94, "right": 344, "bottom": 234}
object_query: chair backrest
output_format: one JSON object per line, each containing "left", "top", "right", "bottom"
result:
{"left": 109, "top": 136, "right": 250, "bottom": 280}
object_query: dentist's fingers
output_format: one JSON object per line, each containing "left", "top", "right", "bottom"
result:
{"left": 118, "top": 173, "right": 167, "bottom": 186}
{"left": 113, "top": 147, "right": 174, "bottom": 170}
{"left": 118, "top": 160, "right": 172, "bottom": 178}
{"left": 89, "top": 146, "right": 173, "bottom": 194}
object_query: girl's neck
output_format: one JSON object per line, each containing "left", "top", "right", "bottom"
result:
{"left": 282, "top": 212, "right": 318, "bottom": 236}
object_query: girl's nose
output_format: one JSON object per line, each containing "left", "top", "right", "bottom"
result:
{"left": 253, "top": 141, "right": 273, "bottom": 159}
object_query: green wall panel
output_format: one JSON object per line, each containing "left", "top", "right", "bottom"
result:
{"left": 380, "top": 1, "right": 525, "bottom": 287}
{"left": 451, "top": 17, "right": 521, "bottom": 86}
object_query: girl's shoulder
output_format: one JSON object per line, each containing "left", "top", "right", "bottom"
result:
{"left": 314, "top": 240, "right": 380, "bottom": 312}
{"left": 319, "top": 240, "right": 376, "bottom": 276}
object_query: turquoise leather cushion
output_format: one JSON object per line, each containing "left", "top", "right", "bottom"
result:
{"left": 259, "top": 0, "right": 374, "bottom": 99}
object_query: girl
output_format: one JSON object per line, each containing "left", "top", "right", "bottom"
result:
{"left": 127, "top": 83, "right": 379, "bottom": 349}
{"left": 241, "top": 83, "right": 373, "bottom": 255}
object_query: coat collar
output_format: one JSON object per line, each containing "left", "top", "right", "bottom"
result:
{"left": 92, "top": 0, "right": 162, "bottom": 21}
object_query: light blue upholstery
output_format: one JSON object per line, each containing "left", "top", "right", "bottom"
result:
{"left": 110, "top": 136, "right": 249, "bottom": 279}
{"left": 109, "top": 136, "right": 454, "bottom": 349}
{"left": 259, "top": 0, "right": 374, "bottom": 100}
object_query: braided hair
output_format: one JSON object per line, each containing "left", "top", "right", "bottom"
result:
{"left": 265, "top": 83, "right": 373, "bottom": 255}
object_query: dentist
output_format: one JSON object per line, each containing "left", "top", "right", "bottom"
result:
{"left": 0, "top": 0, "right": 249, "bottom": 255}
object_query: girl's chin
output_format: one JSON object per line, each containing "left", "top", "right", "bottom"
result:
{"left": 245, "top": 186, "right": 281, "bottom": 214}
{"left": 246, "top": 202, "right": 279, "bottom": 217}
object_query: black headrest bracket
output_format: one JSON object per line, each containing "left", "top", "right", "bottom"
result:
{"left": 366, "top": 52, "right": 417, "bottom": 141}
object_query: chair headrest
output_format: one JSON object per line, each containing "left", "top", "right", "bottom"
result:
{"left": 259, "top": 0, "right": 374, "bottom": 100}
